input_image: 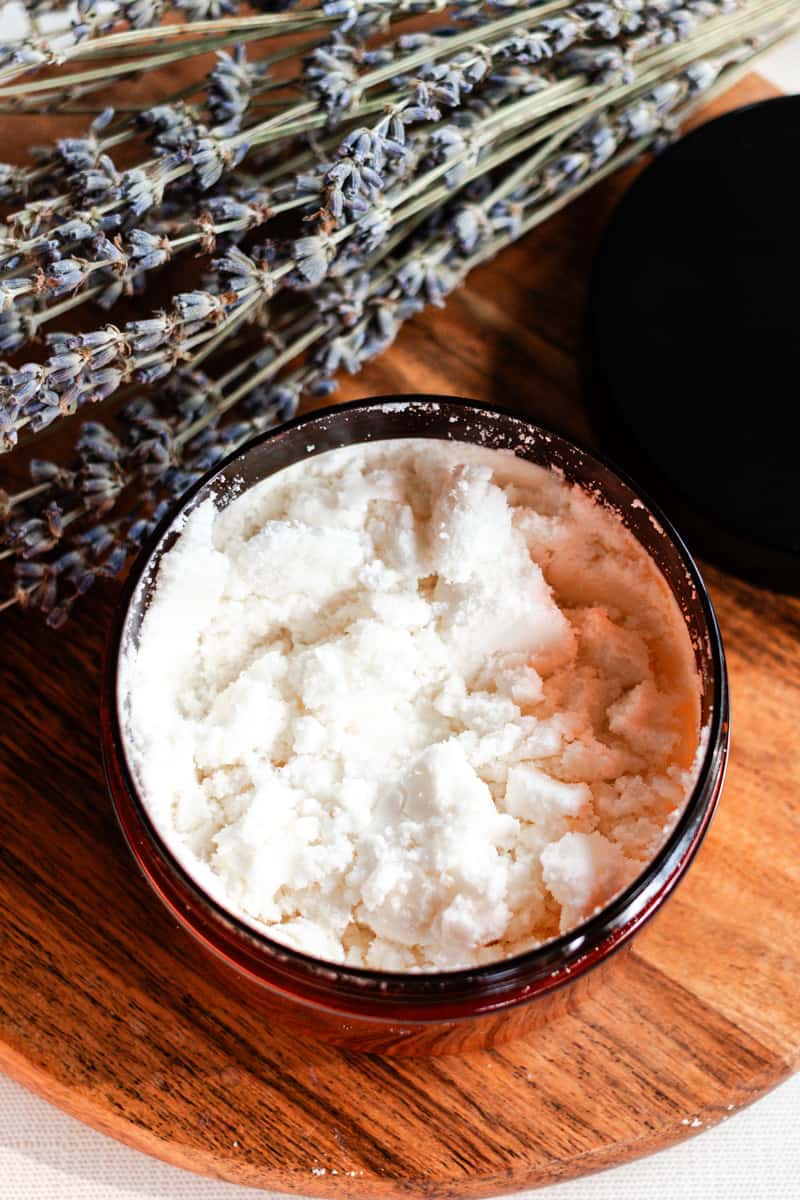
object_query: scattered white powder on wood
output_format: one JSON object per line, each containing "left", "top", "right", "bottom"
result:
{"left": 122, "top": 439, "right": 702, "bottom": 971}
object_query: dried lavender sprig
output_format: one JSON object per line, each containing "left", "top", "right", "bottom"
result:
{"left": 0, "top": 187, "right": 287, "bottom": 334}
{"left": 0, "top": 27, "right": 757, "bottom": 545}
{"left": 0, "top": 254, "right": 282, "bottom": 447}
{"left": 0, "top": 0, "right": 528, "bottom": 79}
{"left": 0, "top": 4, "right": 734, "bottom": 279}
{"left": 182, "top": 27, "right": 800, "bottom": 389}
{"left": 4, "top": 18, "right": 796, "bottom": 624}
{"left": 0, "top": 0, "right": 527, "bottom": 92}
{"left": 0, "top": 5, "right": 786, "bottom": 472}
{"left": 0, "top": 82, "right": 582, "bottom": 398}
{"left": 0, "top": 50, "right": 772, "bottom": 623}
{"left": 0, "top": 40, "right": 313, "bottom": 205}
{"left": 0, "top": 315, "right": 296, "bottom": 509}
{"left": 0, "top": 201, "right": 439, "bottom": 521}
{"left": 0, "top": 2, "right": 775, "bottom": 440}
{"left": 0, "top": 119, "right": 678, "bottom": 618}
{"left": 0, "top": 202, "right": 461, "bottom": 561}
{"left": 0, "top": 0, "right": 756, "bottom": 259}
{"left": 0, "top": 6, "right": 329, "bottom": 84}
{"left": 4, "top": 0, "right": 758, "bottom": 243}
{"left": 0, "top": 0, "right": 754, "bottom": 100}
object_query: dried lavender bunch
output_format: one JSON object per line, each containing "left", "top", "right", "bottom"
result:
{"left": 0, "top": 0, "right": 761, "bottom": 227}
{"left": 0, "top": 0, "right": 786, "bottom": 442}
{"left": 0, "top": 0, "right": 796, "bottom": 623}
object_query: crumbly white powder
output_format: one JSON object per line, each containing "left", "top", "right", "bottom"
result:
{"left": 122, "top": 439, "right": 702, "bottom": 972}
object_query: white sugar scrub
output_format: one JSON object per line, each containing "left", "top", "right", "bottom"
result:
{"left": 121, "top": 438, "right": 703, "bottom": 972}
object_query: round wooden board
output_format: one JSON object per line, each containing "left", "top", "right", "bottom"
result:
{"left": 2, "top": 74, "right": 798, "bottom": 1198}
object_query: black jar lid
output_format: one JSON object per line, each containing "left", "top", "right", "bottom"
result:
{"left": 586, "top": 96, "right": 800, "bottom": 592}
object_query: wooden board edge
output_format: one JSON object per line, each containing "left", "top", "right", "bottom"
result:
{"left": 1, "top": 1038, "right": 794, "bottom": 1198}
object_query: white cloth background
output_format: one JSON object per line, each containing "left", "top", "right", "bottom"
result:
{"left": 1, "top": 14, "right": 798, "bottom": 1197}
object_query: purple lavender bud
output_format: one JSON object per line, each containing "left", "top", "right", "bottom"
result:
{"left": 222, "top": 420, "right": 253, "bottom": 444}
{"left": 400, "top": 100, "right": 441, "bottom": 125}
{"left": 92, "top": 235, "right": 126, "bottom": 269}
{"left": 76, "top": 523, "right": 117, "bottom": 558}
{"left": 15, "top": 560, "right": 48, "bottom": 582}
{"left": 46, "top": 603, "right": 73, "bottom": 630}
{"left": 43, "top": 503, "right": 64, "bottom": 539}
{"left": 128, "top": 317, "right": 173, "bottom": 352}
{"left": 77, "top": 421, "right": 123, "bottom": 463}
{"left": 175, "top": 291, "right": 223, "bottom": 324}
{"left": 48, "top": 353, "right": 84, "bottom": 386}
{"left": 28, "top": 404, "right": 62, "bottom": 434}
{"left": 497, "top": 32, "right": 553, "bottom": 64}
{"left": 328, "top": 186, "right": 345, "bottom": 220}
{"left": 45, "top": 331, "right": 79, "bottom": 353}
{"left": 79, "top": 327, "right": 122, "bottom": 351}
{"left": 119, "top": 0, "right": 166, "bottom": 28}
{"left": 576, "top": 2, "right": 623, "bottom": 38}
{"left": 126, "top": 518, "right": 151, "bottom": 548}
{"left": 51, "top": 218, "right": 96, "bottom": 244}
{"left": 51, "top": 550, "right": 85, "bottom": 577}
{"left": 453, "top": 204, "right": 489, "bottom": 252}
{"left": 122, "top": 397, "right": 157, "bottom": 425}
{"left": 41, "top": 386, "right": 64, "bottom": 409}
{"left": 310, "top": 376, "right": 338, "bottom": 398}
{"left": 175, "top": 0, "right": 237, "bottom": 19}
{"left": 135, "top": 360, "right": 174, "bottom": 384}
{"left": 30, "top": 459, "right": 67, "bottom": 485}
{"left": 293, "top": 236, "right": 334, "bottom": 287}
{"left": 339, "top": 129, "right": 372, "bottom": 163}
{"left": 0, "top": 319, "right": 27, "bottom": 354}
{"left": 85, "top": 368, "right": 124, "bottom": 401}
{"left": 684, "top": 60, "right": 719, "bottom": 92}
{"left": 189, "top": 445, "right": 225, "bottom": 472}
{"left": 538, "top": 16, "right": 582, "bottom": 53}
{"left": 327, "top": 160, "right": 354, "bottom": 186}
{"left": 46, "top": 258, "right": 88, "bottom": 295}
{"left": 273, "top": 386, "right": 300, "bottom": 421}
{"left": 206, "top": 197, "right": 260, "bottom": 223}
{"left": 191, "top": 139, "right": 230, "bottom": 190}
{"left": 621, "top": 101, "right": 659, "bottom": 138}
{"left": 14, "top": 46, "right": 49, "bottom": 67}
{"left": 99, "top": 545, "right": 128, "bottom": 577}
{"left": 83, "top": 342, "right": 121, "bottom": 371}
{"left": 71, "top": 564, "right": 97, "bottom": 595}
{"left": 345, "top": 191, "right": 370, "bottom": 217}
{"left": 356, "top": 206, "right": 390, "bottom": 251}
{"left": 150, "top": 498, "right": 173, "bottom": 526}
{"left": 92, "top": 107, "right": 115, "bottom": 131}
{"left": 82, "top": 474, "right": 121, "bottom": 497}
{"left": 127, "top": 228, "right": 171, "bottom": 270}
{"left": 8, "top": 364, "right": 44, "bottom": 405}
{"left": 397, "top": 33, "right": 436, "bottom": 50}
{"left": 395, "top": 259, "right": 425, "bottom": 296}
{"left": 121, "top": 168, "right": 161, "bottom": 218}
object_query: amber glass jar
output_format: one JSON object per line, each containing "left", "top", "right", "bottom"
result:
{"left": 102, "top": 397, "right": 729, "bottom": 1056}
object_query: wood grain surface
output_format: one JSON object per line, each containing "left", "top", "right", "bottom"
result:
{"left": 2, "top": 73, "right": 799, "bottom": 1198}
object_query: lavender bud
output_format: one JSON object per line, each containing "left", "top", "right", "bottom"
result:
{"left": 128, "top": 316, "right": 174, "bottom": 352}
{"left": 135, "top": 360, "right": 174, "bottom": 384}
{"left": 175, "top": 291, "right": 223, "bottom": 324}
{"left": 76, "top": 524, "right": 117, "bottom": 558}
{"left": 127, "top": 228, "right": 171, "bottom": 270}
{"left": 100, "top": 545, "right": 128, "bottom": 577}
{"left": 292, "top": 235, "right": 335, "bottom": 287}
